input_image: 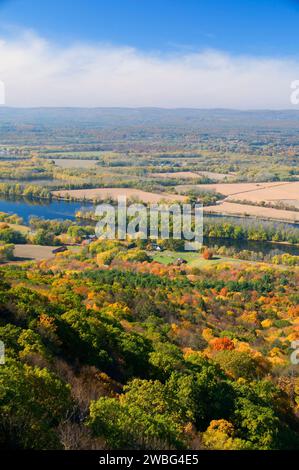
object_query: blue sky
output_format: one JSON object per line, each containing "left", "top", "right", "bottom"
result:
{"left": 1, "top": 0, "right": 299, "bottom": 56}
{"left": 0, "top": 0, "right": 299, "bottom": 108}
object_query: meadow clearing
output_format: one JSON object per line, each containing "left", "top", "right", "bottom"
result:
{"left": 151, "top": 250, "right": 243, "bottom": 267}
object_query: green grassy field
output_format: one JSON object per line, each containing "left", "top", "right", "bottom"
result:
{"left": 150, "top": 250, "right": 242, "bottom": 268}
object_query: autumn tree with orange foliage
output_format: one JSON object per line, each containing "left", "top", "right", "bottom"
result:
{"left": 210, "top": 337, "right": 235, "bottom": 351}
{"left": 202, "top": 248, "right": 214, "bottom": 260}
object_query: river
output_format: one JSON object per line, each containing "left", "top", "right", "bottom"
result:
{"left": 0, "top": 196, "right": 92, "bottom": 222}
{"left": 0, "top": 196, "right": 298, "bottom": 256}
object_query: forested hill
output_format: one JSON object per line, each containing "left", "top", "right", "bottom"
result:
{"left": 0, "top": 249, "right": 298, "bottom": 450}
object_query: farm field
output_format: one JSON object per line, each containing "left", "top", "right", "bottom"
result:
{"left": 52, "top": 158, "right": 97, "bottom": 169}
{"left": 204, "top": 201, "right": 299, "bottom": 222}
{"left": 176, "top": 181, "right": 288, "bottom": 197}
{"left": 225, "top": 181, "right": 299, "bottom": 208}
{"left": 151, "top": 171, "right": 203, "bottom": 179}
{"left": 176, "top": 180, "right": 299, "bottom": 219}
{"left": 12, "top": 244, "right": 57, "bottom": 261}
{"left": 196, "top": 170, "right": 235, "bottom": 181}
{"left": 53, "top": 187, "right": 187, "bottom": 203}
{"left": 10, "top": 244, "right": 79, "bottom": 262}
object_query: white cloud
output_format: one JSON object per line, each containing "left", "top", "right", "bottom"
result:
{"left": 0, "top": 31, "right": 298, "bottom": 108}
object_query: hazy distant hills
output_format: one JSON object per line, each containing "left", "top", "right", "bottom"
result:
{"left": 1, "top": 107, "right": 299, "bottom": 149}
{"left": 1, "top": 107, "right": 299, "bottom": 128}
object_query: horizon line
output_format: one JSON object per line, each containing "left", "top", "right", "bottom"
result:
{"left": 0, "top": 106, "right": 299, "bottom": 112}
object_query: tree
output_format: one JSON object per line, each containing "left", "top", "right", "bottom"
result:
{"left": 0, "top": 243, "right": 15, "bottom": 262}
{"left": 88, "top": 379, "right": 187, "bottom": 449}
{"left": 118, "top": 331, "right": 152, "bottom": 378}
{"left": 0, "top": 359, "right": 72, "bottom": 449}
{"left": 202, "top": 248, "right": 214, "bottom": 260}
{"left": 0, "top": 228, "right": 26, "bottom": 244}
{"left": 213, "top": 350, "right": 265, "bottom": 380}
{"left": 233, "top": 398, "right": 280, "bottom": 449}
{"left": 149, "top": 342, "right": 184, "bottom": 380}
{"left": 32, "top": 228, "right": 56, "bottom": 246}
{"left": 202, "top": 419, "right": 250, "bottom": 450}
{"left": 67, "top": 225, "right": 93, "bottom": 243}
{"left": 210, "top": 337, "right": 235, "bottom": 351}
{"left": 167, "top": 367, "right": 235, "bottom": 430}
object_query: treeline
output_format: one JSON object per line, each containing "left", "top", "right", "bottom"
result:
{"left": 203, "top": 219, "right": 299, "bottom": 244}
{"left": 0, "top": 158, "right": 54, "bottom": 181}
{"left": 0, "top": 212, "right": 23, "bottom": 225}
{"left": 208, "top": 244, "right": 299, "bottom": 265}
{"left": 0, "top": 214, "right": 96, "bottom": 247}
{"left": 0, "top": 225, "right": 26, "bottom": 244}
{"left": 0, "top": 183, "right": 52, "bottom": 200}
{"left": 0, "top": 243, "right": 14, "bottom": 262}
{"left": 186, "top": 189, "right": 224, "bottom": 206}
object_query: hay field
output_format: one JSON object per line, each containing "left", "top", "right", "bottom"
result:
{"left": 152, "top": 170, "right": 233, "bottom": 181}
{"left": 196, "top": 171, "right": 235, "bottom": 181}
{"left": 177, "top": 181, "right": 299, "bottom": 210}
{"left": 225, "top": 181, "right": 299, "bottom": 208}
{"left": 53, "top": 187, "right": 186, "bottom": 203}
{"left": 52, "top": 159, "right": 97, "bottom": 169}
{"left": 204, "top": 201, "right": 299, "bottom": 222}
{"left": 13, "top": 244, "right": 57, "bottom": 261}
{"left": 176, "top": 181, "right": 285, "bottom": 196}
{"left": 151, "top": 171, "right": 202, "bottom": 179}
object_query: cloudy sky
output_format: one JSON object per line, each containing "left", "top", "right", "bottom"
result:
{"left": 0, "top": 0, "right": 299, "bottom": 108}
